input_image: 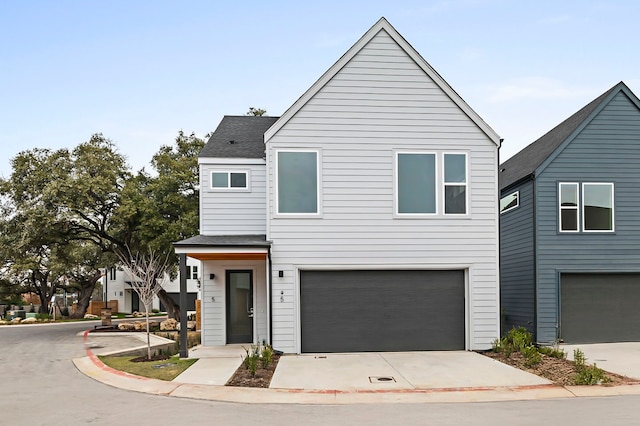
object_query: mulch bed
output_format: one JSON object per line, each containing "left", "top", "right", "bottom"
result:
{"left": 226, "top": 354, "right": 281, "bottom": 388}
{"left": 483, "top": 351, "right": 638, "bottom": 386}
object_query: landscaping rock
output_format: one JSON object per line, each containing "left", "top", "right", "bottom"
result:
{"left": 0, "top": 320, "right": 9, "bottom": 325}
{"left": 22, "top": 317, "right": 37, "bottom": 324}
{"left": 134, "top": 321, "right": 147, "bottom": 331}
{"left": 84, "top": 314, "right": 99, "bottom": 320}
{"left": 160, "top": 318, "right": 178, "bottom": 331}
{"left": 10, "top": 318, "right": 22, "bottom": 324}
{"left": 132, "top": 311, "right": 148, "bottom": 318}
{"left": 118, "top": 322, "right": 136, "bottom": 331}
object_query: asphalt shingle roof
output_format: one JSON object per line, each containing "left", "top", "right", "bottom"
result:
{"left": 499, "top": 84, "right": 620, "bottom": 191}
{"left": 174, "top": 234, "right": 271, "bottom": 247}
{"left": 200, "top": 115, "right": 280, "bottom": 159}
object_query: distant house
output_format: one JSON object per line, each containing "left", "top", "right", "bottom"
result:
{"left": 104, "top": 258, "right": 200, "bottom": 314}
{"left": 175, "top": 18, "right": 501, "bottom": 353}
{"left": 499, "top": 82, "right": 640, "bottom": 344}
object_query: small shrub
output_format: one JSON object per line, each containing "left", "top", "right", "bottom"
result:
{"left": 572, "top": 348, "right": 609, "bottom": 385}
{"left": 261, "top": 343, "right": 274, "bottom": 368}
{"left": 538, "top": 346, "right": 566, "bottom": 359}
{"left": 151, "top": 308, "right": 159, "bottom": 314}
{"left": 522, "top": 345, "right": 542, "bottom": 367}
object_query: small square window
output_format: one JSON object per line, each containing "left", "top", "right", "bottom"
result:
{"left": 500, "top": 191, "right": 519, "bottom": 214}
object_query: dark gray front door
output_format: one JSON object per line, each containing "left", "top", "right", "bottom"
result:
{"left": 226, "top": 270, "right": 253, "bottom": 344}
{"left": 560, "top": 273, "right": 640, "bottom": 343}
{"left": 300, "top": 270, "right": 465, "bottom": 353}
{"left": 131, "top": 291, "right": 139, "bottom": 313}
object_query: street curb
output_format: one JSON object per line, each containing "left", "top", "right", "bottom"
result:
{"left": 75, "top": 330, "right": 640, "bottom": 404}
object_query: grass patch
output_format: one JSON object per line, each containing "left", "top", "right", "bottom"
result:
{"left": 99, "top": 355, "right": 198, "bottom": 381}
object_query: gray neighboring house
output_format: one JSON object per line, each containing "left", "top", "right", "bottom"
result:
{"left": 499, "top": 81, "right": 640, "bottom": 345}
{"left": 175, "top": 17, "right": 501, "bottom": 354}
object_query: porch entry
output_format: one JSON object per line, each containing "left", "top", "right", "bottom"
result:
{"left": 226, "top": 270, "right": 254, "bottom": 344}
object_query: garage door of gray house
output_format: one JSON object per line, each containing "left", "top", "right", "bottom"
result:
{"left": 560, "top": 273, "right": 640, "bottom": 343}
{"left": 300, "top": 270, "right": 465, "bottom": 353}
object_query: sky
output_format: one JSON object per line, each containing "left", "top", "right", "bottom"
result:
{"left": 2, "top": 0, "right": 639, "bottom": 178}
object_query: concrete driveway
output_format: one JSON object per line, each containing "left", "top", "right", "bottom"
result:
{"left": 269, "top": 351, "right": 551, "bottom": 391}
{"left": 562, "top": 342, "right": 640, "bottom": 380}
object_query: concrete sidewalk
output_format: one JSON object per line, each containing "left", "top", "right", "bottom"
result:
{"left": 73, "top": 331, "right": 640, "bottom": 404}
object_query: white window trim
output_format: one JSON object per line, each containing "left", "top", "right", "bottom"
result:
{"left": 559, "top": 182, "right": 579, "bottom": 233}
{"left": 442, "top": 152, "right": 468, "bottom": 216}
{"left": 500, "top": 191, "right": 519, "bottom": 214}
{"left": 394, "top": 151, "right": 438, "bottom": 217}
{"left": 582, "top": 182, "right": 615, "bottom": 233}
{"left": 274, "top": 149, "right": 322, "bottom": 217}
{"left": 210, "top": 170, "right": 251, "bottom": 192}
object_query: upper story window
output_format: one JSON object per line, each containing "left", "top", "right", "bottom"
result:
{"left": 559, "top": 182, "right": 614, "bottom": 232}
{"left": 397, "top": 152, "right": 436, "bottom": 214}
{"left": 583, "top": 183, "right": 614, "bottom": 232}
{"left": 443, "top": 153, "right": 467, "bottom": 214}
{"left": 559, "top": 183, "right": 578, "bottom": 232}
{"left": 211, "top": 171, "right": 248, "bottom": 190}
{"left": 276, "top": 150, "right": 319, "bottom": 215}
{"left": 395, "top": 151, "right": 467, "bottom": 216}
{"left": 500, "top": 191, "right": 519, "bottom": 214}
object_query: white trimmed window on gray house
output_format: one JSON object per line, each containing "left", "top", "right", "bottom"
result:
{"left": 559, "top": 182, "right": 614, "bottom": 232}
{"left": 500, "top": 191, "right": 519, "bottom": 214}
{"left": 276, "top": 150, "right": 319, "bottom": 215}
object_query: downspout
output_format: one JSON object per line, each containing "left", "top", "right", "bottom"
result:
{"left": 267, "top": 246, "right": 273, "bottom": 346}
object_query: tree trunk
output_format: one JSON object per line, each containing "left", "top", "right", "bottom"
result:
{"left": 69, "top": 274, "right": 101, "bottom": 319}
{"left": 156, "top": 288, "right": 179, "bottom": 319}
{"left": 145, "top": 303, "right": 151, "bottom": 360}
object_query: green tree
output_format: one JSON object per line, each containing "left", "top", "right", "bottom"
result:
{"left": 246, "top": 107, "right": 267, "bottom": 116}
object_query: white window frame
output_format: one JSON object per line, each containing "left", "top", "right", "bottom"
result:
{"left": 394, "top": 151, "right": 438, "bottom": 217}
{"left": 210, "top": 170, "right": 250, "bottom": 192}
{"left": 559, "top": 182, "right": 579, "bottom": 233}
{"left": 274, "top": 149, "right": 321, "bottom": 217}
{"left": 442, "top": 152, "right": 468, "bottom": 216}
{"left": 500, "top": 191, "right": 519, "bottom": 214}
{"left": 582, "top": 182, "right": 615, "bottom": 233}
{"left": 190, "top": 265, "right": 198, "bottom": 280}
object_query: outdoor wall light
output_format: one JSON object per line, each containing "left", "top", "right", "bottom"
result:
{"left": 278, "top": 270, "right": 284, "bottom": 277}
{"left": 211, "top": 296, "right": 215, "bottom": 302}
{"left": 209, "top": 273, "right": 215, "bottom": 280}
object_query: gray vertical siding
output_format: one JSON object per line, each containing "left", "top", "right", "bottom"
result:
{"left": 499, "top": 179, "right": 535, "bottom": 336}
{"left": 535, "top": 91, "right": 640, "bottom": 343}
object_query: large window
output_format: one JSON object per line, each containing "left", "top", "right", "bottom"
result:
{"left": 211, "top": 171, "right": 248, "bottom": 189}
{"left": 559, "top": 182, "right": 614, "bottom": 232}
{"left": 583, "top": 183, "right": 614, "bottom": 231}
{"left": 397, "top": 153, "right": 436, "bottom": 214}
{"left": 500, "top": 191, "right": 519, "bottom": 214}
{"left": 277, "top": 151, "right": 319, "bottom": 214}
{"left": 443, "top": 153, "right": 467, "bottom": 214}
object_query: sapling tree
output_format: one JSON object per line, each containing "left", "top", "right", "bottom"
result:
{"left": 117, "top": 248, "right": 169, "bottom": 360}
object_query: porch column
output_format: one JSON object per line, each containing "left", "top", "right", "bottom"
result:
{"left": 179, "top": 253, "right": 188, "bottom": 358}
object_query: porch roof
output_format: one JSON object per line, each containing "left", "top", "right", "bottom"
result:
{"left": 173, "top": 234, "right": 271, "bottom": 261}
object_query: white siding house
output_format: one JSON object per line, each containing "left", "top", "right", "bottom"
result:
{"left": 175, "top": 18, "right": 501, "bottom": 353}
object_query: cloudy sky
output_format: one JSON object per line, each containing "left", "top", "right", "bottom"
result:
{"left": 1, "top": 0, "right": 638, "bottom": 177}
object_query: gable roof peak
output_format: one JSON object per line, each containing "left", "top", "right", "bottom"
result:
{"left": 499, "top": 81, "right": 638, "bottom": 190}
{"left": 264, "top": 17, "right": 500, "bottom": 145}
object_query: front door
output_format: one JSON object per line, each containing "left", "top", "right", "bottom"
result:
{"left": 226, "top": 270, "right": 254, "bottom": 344}
{"left": 131, "top": 291, "right": 139, "bottom": 313}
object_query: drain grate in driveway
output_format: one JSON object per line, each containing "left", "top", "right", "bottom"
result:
{"left": 369, "top": 376, "right": 396, "bottom": 383}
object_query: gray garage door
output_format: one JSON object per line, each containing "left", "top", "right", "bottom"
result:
{"left": 300, "top": 270, "right": 465, "bottom": 353}
{"left": 560, "top": 273, "right": 640, "bottom": 343}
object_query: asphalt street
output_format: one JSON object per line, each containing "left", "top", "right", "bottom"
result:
{"left": 1, "top": 321, "right": 639, "bottom": 426}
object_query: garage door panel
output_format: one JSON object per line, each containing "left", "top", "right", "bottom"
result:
{"left": 561, "top": 273, "right": 640, "bottom": 343}
{"left": 300, "top": 270, "right": 465, "bottom": 352}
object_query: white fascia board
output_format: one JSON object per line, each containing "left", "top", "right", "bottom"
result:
{"left": 198, "top": 158, "right": 265, "bottom": 165}
{"left": 174, "top": 246, "right": 269, "bottom": 255}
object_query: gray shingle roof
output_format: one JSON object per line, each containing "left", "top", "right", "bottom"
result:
{"left": 200, "top": 116, "right": 280, "bottom": 159}
{"left": 174, "top": 234, "right": 271, "bottom": 247}
{"left": 499, "top": 83, "right": 622, "bottom": 191}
